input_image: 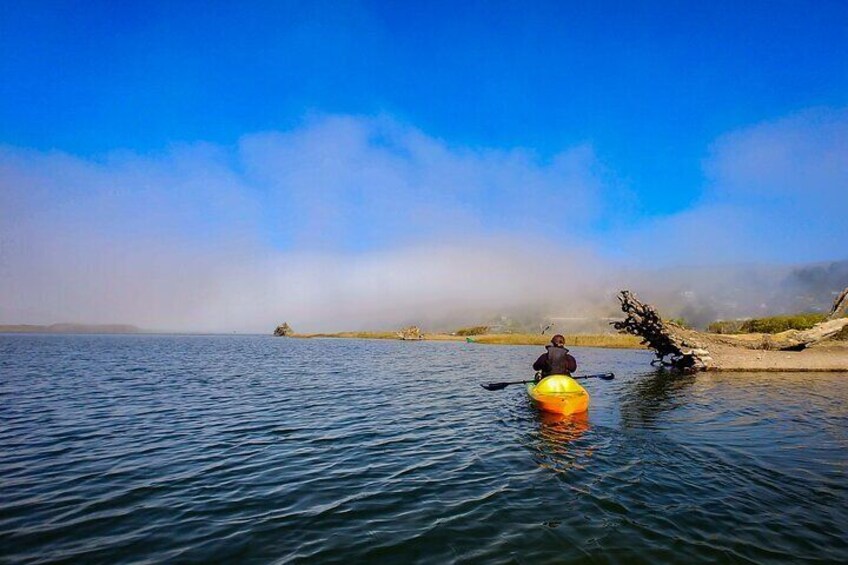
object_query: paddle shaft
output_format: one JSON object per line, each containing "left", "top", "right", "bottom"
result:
{"left": 481, "top": 372, "right": 614, "bottom": 391}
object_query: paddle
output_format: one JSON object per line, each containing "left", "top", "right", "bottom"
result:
{"left": 480, "top": 372, "right": 615, "bottom": 391}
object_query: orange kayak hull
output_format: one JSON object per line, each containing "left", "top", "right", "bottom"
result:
{"left": 526, "top": 374, "right": 590, "bottom": 415}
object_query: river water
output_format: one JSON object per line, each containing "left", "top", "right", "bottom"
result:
{"left": 1, "top": 335, "right": 846, "bottom": 563}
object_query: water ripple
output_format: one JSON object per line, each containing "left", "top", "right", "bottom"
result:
{"left": 1, "top": 335, "right": 847, "bottom": 563}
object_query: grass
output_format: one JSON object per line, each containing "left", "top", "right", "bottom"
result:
{"left": 471, "top": 333, "right": 643, "bottom": 348}
{"left": 707, "top": 320, "right": 744, "bottom": 334}
{"left": 707, "top": 312, "right": 848, "bottom": 341}
{"left": 665, "top": 318, "right": 691, "bottom": 329}
{"left": 708, "top": 313, "right": 829, "bottom": 335}
{"left": 741, "top": 313, "right": 828, "bottom": 333}
{"left": 295, "top": 331, "right": 400, "bottom": 340}
{"left": 454, "top": 325, "right": 489, "bottom": 336}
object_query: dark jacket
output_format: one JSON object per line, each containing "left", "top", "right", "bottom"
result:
{"left": 533, "top": 345, "right": 577, "bottom": 376}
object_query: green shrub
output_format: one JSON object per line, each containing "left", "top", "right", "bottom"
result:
{"left": 707, "top": 320, "right": 744, "bottom": 334}
{"left": 739, "top": 313, "right": 828, "bottom": 334}
{"left": 455, "top": 325, "right": 489, "bottom": 336}
{"left": 666, "top": 318, "right": 690, "bottom": 328}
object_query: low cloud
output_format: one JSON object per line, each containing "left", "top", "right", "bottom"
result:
{"left": 619, "top": 107, "right": 848, "bottom": 264}
{"left": 1, "top": 110, "right": 845, "bottom": 332}
{"left": 239, "top": 115, "right": 603, "bottom": 248}
{"left": 0, "top": 116, "right": 607, "bottom": 332}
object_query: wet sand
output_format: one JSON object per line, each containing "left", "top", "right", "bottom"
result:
{"left": 705, "top": 342, "right": 848, "bottom": 372}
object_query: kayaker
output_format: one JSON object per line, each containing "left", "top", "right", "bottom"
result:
{"left": 533, "top": 334, "right": 577, "bottom": 379}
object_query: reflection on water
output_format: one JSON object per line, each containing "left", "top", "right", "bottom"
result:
{"left": 1, "top": 335, "right": 846, "bottom": 563}
{"left": 536, "top": 407, "right": 591, "bottom": 431}
{"left": 619, "top": 369, "right": 698, "bottom": 428}
{"left": 531, "top": 411, "right": 593, "bottom": 475}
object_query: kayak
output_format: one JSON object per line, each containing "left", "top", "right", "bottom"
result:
{"left": 526, "top": 374, "right": 590, "bottom": 415}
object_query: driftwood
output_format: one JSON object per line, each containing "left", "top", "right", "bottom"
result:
{"left": 829, "top": 288, "right": 848, "bottom": 320}
{"left": 612, "top": 288, "right": 848, "bottom": 371}
{"left": 712, "top": 318, "right": 848, "bottom": 351}
{"left": 612, "top": 290, "right": 711, "bottom": 371}
{"left": 397, "top": 326, "right": 424, "bottom": 340}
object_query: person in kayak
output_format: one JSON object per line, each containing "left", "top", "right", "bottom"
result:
{"left": 533, "top": 334, "right": 577, "bottom": 379}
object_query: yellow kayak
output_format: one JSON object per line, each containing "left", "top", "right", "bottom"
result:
{"left": 526, "top": 374, "right": 590, "bottom": 415}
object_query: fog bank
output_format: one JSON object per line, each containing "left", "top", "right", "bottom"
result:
{"left": 1, "top": 110, "right": 846, "bottom": 332}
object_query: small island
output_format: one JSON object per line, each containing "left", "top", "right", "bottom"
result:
{"left": 273, "top": 323, "right": 294, "bottom": 337}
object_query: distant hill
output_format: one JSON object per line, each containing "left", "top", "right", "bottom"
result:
{"left": 0, "top": 323, "right": 142, "bottom": 334}
{"left": 646, "top": 259, "right": 848, "bottom": 328}
{"left": 428, "top": 259, "right": 848, "bottom": 333}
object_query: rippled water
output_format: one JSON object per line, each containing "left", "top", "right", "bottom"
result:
{"left": 1, "top": 335, "right": 847, "bottom": 563}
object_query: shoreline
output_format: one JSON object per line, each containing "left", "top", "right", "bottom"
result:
{"left": 292, "top": 332, "right": 645, "bottom": 349}
{"left": 6, "top": 327, "right": 844, "bottom": 371}
{"left": 699, "top": 341, "right": 848, "bottom": 372}
{"left": 292, "top": 331, "right": 848, "bottom": 371}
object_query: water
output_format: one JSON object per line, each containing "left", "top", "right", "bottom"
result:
{"left": 1, "top": 335, "right": 847, "bottom": 564}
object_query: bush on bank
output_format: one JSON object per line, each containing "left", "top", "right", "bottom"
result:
{"left": 707, "top": 320, "right": 744, "bottom": 334}
{"left": 455, "top": 326, "right": 489, "bottom": 336}
{"left": 708, "top": 313, "right": 829, "bottom": 334}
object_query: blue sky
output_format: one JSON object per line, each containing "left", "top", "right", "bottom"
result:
{"left": 3, "top": 0, "right": 847, "bottom": 212}
{"left": 1, "top": 1, "right": 847, "bottom": 329}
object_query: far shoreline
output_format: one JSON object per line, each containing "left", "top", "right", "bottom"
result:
{"left": 291, "top": 331, "right": 646, "bottom": 349}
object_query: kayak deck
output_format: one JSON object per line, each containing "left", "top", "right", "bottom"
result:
{"left": 526, "top": 374, "right": 590, "bottom": 415}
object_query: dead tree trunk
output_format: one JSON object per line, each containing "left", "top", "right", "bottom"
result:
{"left": 611, "top": 290, "right": 712, "bottom": 371}
{"left": 757, "top": 319, "right": 848, "bottom": 350}
{"left": 752, "top": 287, "right": 848, "bottom": 350}
{"left": 612, "top": 288, "right": 848, "bottom": 371}
{"left": 829, "top": 287, "right": 848, "bottom": 320}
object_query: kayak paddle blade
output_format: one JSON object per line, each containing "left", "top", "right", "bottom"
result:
{"left": 572, "top": 372, "right": 615, "bottom": 381}
{"left": 481, "top": 380, "right": 531, "bottom": 391}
